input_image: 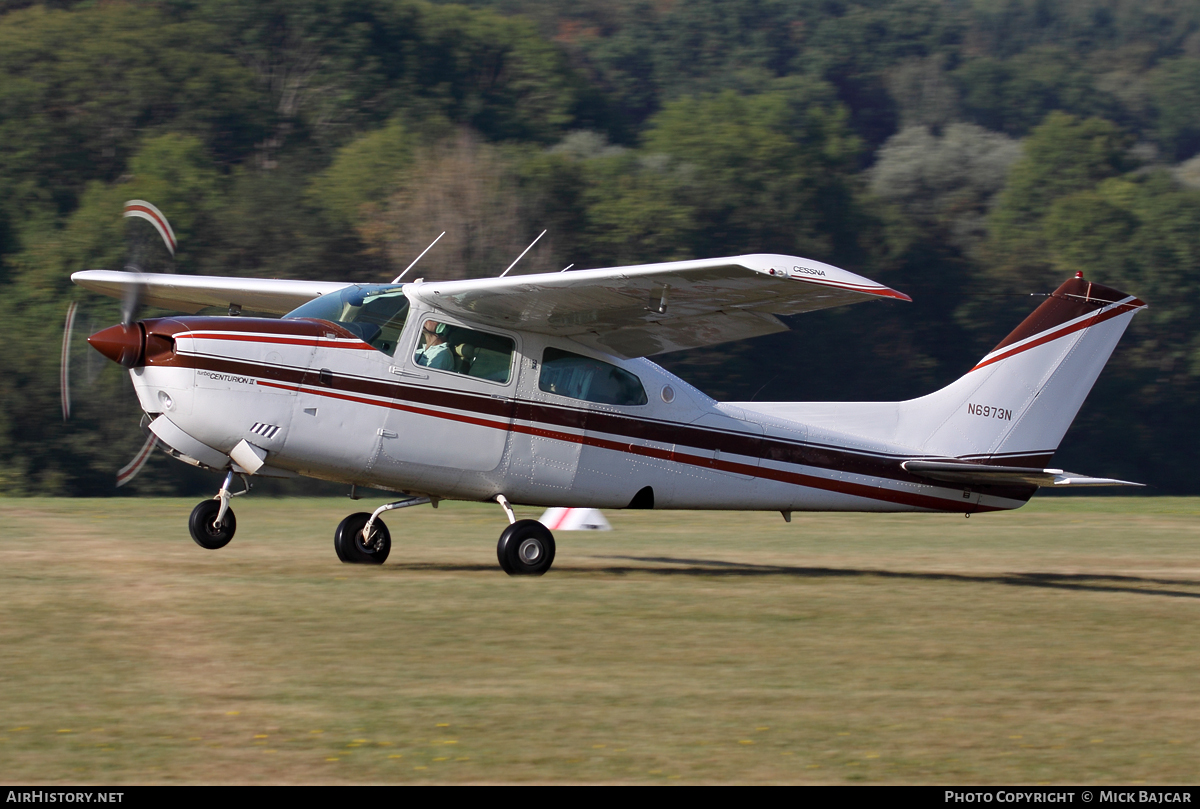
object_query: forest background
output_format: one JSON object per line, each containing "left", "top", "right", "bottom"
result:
{"left": 1, "top": 0, "right": 1197, "bottom": 496}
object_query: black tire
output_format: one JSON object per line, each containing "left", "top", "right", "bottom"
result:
{"left": 496, "top": 519, "right": 556, "bottom": 576}
{"left": 334, "top": 512, "right": 391, "bottom": 565}
{"left": 189, "top": 499, "right": 236, "bottom": 550}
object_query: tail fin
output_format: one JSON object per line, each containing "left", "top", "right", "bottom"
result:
{"left": 895, "top": 274, "right": 1146, "bottom": 465}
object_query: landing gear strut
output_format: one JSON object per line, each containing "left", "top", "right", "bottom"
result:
{"left": 188, "top": 471, "right": 248, "bottom": 549}
{"left": 334, "top": 496, "right": 430, "bottom": 564}
{"left": 494, "top": 494, "right": 556, "bottom": 576}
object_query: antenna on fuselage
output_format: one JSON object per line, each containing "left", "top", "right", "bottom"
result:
{"left": 499, "top": 229, "right": 547, "bottom": 278}
{"left": 560, "top": 264, "right": 574, "bottom": 272}
{"left": 392, "top": 231, "right": 445, "bottom": 283}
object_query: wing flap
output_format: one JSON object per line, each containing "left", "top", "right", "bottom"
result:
{"left": 902, "top": 460, "right": 1143, "bottom": 488}
{"left": 410, "top": 254, "right": 908, "bottom": 357}
{"left": 72, "top": 270, "right": 349, "bottom": 316}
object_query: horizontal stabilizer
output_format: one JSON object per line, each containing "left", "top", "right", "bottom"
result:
{"left": 901, "top": 460, "right": 1143, "bottom": 488}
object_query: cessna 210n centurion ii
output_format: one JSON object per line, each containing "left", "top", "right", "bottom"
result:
{"left": 74, "top": 204, "right": 1145, "bottom": 575}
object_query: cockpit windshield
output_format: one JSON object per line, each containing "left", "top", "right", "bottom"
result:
{"left": 283, "top": 284, "right": 410, "bottom": 356}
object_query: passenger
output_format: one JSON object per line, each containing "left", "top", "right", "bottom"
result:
{"left": 415, "top": 320, "right": 455, "bottom": 370}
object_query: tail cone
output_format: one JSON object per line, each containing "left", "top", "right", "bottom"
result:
{"left": 88, "top": 322, "right": 145, "bottom": 368}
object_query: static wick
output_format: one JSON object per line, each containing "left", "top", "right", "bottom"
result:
{"left": 499, "top": 230, "right": 547, "bottom": 278}
{"left": 393, "top": 231, "right": 446, "bottom": 282}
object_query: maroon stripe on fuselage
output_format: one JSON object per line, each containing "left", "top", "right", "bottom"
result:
{"left": 168, "top": 343, "right": 1032, "bottom": 509}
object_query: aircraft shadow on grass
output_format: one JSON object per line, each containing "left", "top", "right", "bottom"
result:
{"left": 379, "top": 557, "right": 1200, "bottom": 600}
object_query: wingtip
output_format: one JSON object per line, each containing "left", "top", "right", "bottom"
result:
{"left": 878, "top": 287, "right": 912, "bottom": 302}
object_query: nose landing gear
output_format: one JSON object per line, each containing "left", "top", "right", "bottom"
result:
{"left": 188, "top": 471, "right": 248, "bottom": 549}
{"left": 189, "top": 499, "right": 236, "bottom": 549}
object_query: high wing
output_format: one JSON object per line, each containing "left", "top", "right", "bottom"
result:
{"left": 410, "top": 253, "right": 909, "bottom": 358}
{"left": 901, "top": 460, "right": 1144, "bottom": 488}
{"left": 72, "top": 253, "right": 906, "bottom": 357}
{"left": 71, "top": 270, "right": 350, "bottom": 316}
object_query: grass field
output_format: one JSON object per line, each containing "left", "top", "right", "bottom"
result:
{"left": 0, "top": 496, "right": 1197, "bottom": 784}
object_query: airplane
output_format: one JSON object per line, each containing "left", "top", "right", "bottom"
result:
{"left": 72, "top": 202, "right": 1146, "bottom": 575}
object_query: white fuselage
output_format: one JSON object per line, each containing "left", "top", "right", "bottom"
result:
{"left": 128, "top": 303, "right": 1034, "bottom": 516}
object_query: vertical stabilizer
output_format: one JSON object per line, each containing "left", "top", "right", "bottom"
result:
{"left": 894, "top": 275, "right": 1146, "bottom": 465}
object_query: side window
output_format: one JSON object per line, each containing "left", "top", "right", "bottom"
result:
{"left": 413, "top": 320, "right": 514, "bottom": 384}
{"left": 539, "top": 347, "right": 648, "bottom": 406}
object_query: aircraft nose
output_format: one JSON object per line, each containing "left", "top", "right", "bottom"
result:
{"left": 88, "top": 322, "right": 145, "bottom": 368}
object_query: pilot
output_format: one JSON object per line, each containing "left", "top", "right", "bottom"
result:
{"left": 415, "top": 320, "right": 455, "bottom": 370}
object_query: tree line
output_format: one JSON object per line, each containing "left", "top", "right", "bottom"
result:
{"left": 1, "top": 0, "right": 1196, "bottom": 494}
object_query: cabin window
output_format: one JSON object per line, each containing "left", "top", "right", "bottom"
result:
{"left": 539, "top": 347, "right": 648, "bottom": 406}
{"left": 414, "top": 320, "right": 514, "bottom": 384}
{"left": 283, "top": 284, "right": 410, "bottom": 356}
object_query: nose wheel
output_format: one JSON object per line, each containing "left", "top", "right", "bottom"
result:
{"left": 188, "top": 471, "right": 247, "bottom": 549}
{"left": 189, "top": 499, "right": 236, "bottom": 549}
{"left": 497, "top": 519, "right": 556, "bottom": 576}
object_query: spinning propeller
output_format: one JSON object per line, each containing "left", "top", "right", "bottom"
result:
{"left": 61, "top": 201, "right": 177, "bottom": 486}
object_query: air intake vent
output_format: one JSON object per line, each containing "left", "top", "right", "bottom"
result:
{"left": 249, "top": 422, "right": 282, "bottom": 440}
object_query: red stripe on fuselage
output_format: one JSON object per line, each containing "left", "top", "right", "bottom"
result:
{"left": 170, "top": 326, "right": 1025, "bottom": 511}
{"left": 182, "top": 331, "right": 373, "bottom": 350}
{"left": 262, "top": 376, "right": 1008, "bottom": 512}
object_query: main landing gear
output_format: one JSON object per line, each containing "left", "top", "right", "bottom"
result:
{"left": 329, "top": 493, "right": 556, "bottom": 575}
{"left": 333, "top": 496, "right": 430, "bottom": 565}
{"left": 188, "top": 471, "right": 248, "bottom": 549}
{"left": 494, "top": 494, "right": 556, "bottom": 576}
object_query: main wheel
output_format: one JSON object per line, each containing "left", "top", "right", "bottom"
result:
{"left": 496, "top": 519, "right": 556, "bottom": 576}
{"left": 189, "top": 499, "right": 236, "bottom": 550}
{"left": 334, "top": 512, "right": 391, "bottom": 564}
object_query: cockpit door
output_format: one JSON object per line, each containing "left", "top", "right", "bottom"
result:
{"left": 379, "top": 315, "right": 517, "bottom": 474}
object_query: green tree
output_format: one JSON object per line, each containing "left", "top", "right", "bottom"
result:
{"left": 953, "top": 48, "right": 1119, "bottom": 137}
{"left": 0, "top": 3, "right": 262, "bottom": 222}
{"left": 643, "top": 79, "right": 864, "bottom": 261}
{"left": 1150, "top": 57, "right": 1200, "bottom": 161}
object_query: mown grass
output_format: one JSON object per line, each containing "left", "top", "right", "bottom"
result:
{"left": 0, "top": 496, "right": 1196, "bottom": 784}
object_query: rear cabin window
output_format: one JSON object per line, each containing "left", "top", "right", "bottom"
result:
{"left": 413, "top": 319, "right": 514, "bottom": 384}
{"left": 539, "top": 347, "right": 648, "bottom": 406}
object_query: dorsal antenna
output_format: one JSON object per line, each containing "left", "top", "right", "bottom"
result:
{"left": 392, "top": 231, "right": 446, "bottom": 283}
{"left": 559, "top": 264, "right": 575, "bottom": 272}
{"left": 499, "top": 229, "right": 546, "bottom": 278}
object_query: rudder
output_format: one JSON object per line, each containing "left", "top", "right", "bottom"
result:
{"left": 893, "top": 274, "right": 1146, "bottom": 465}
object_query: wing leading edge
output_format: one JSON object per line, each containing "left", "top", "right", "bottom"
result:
{"left": 73, "top": 254, "right": 906, "bottom": 357}
{"left": 71, "top": 270, "right": 350, "bottom": 316}
{"left": 409, "top": 254, "right": 909, "bottom": 358}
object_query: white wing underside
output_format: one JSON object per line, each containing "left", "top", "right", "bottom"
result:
{"left": 72, "top": 254, "right": 907, "bottom": 357}
{"left": 409, "top": 254, "right": 908, "bottom": 357}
